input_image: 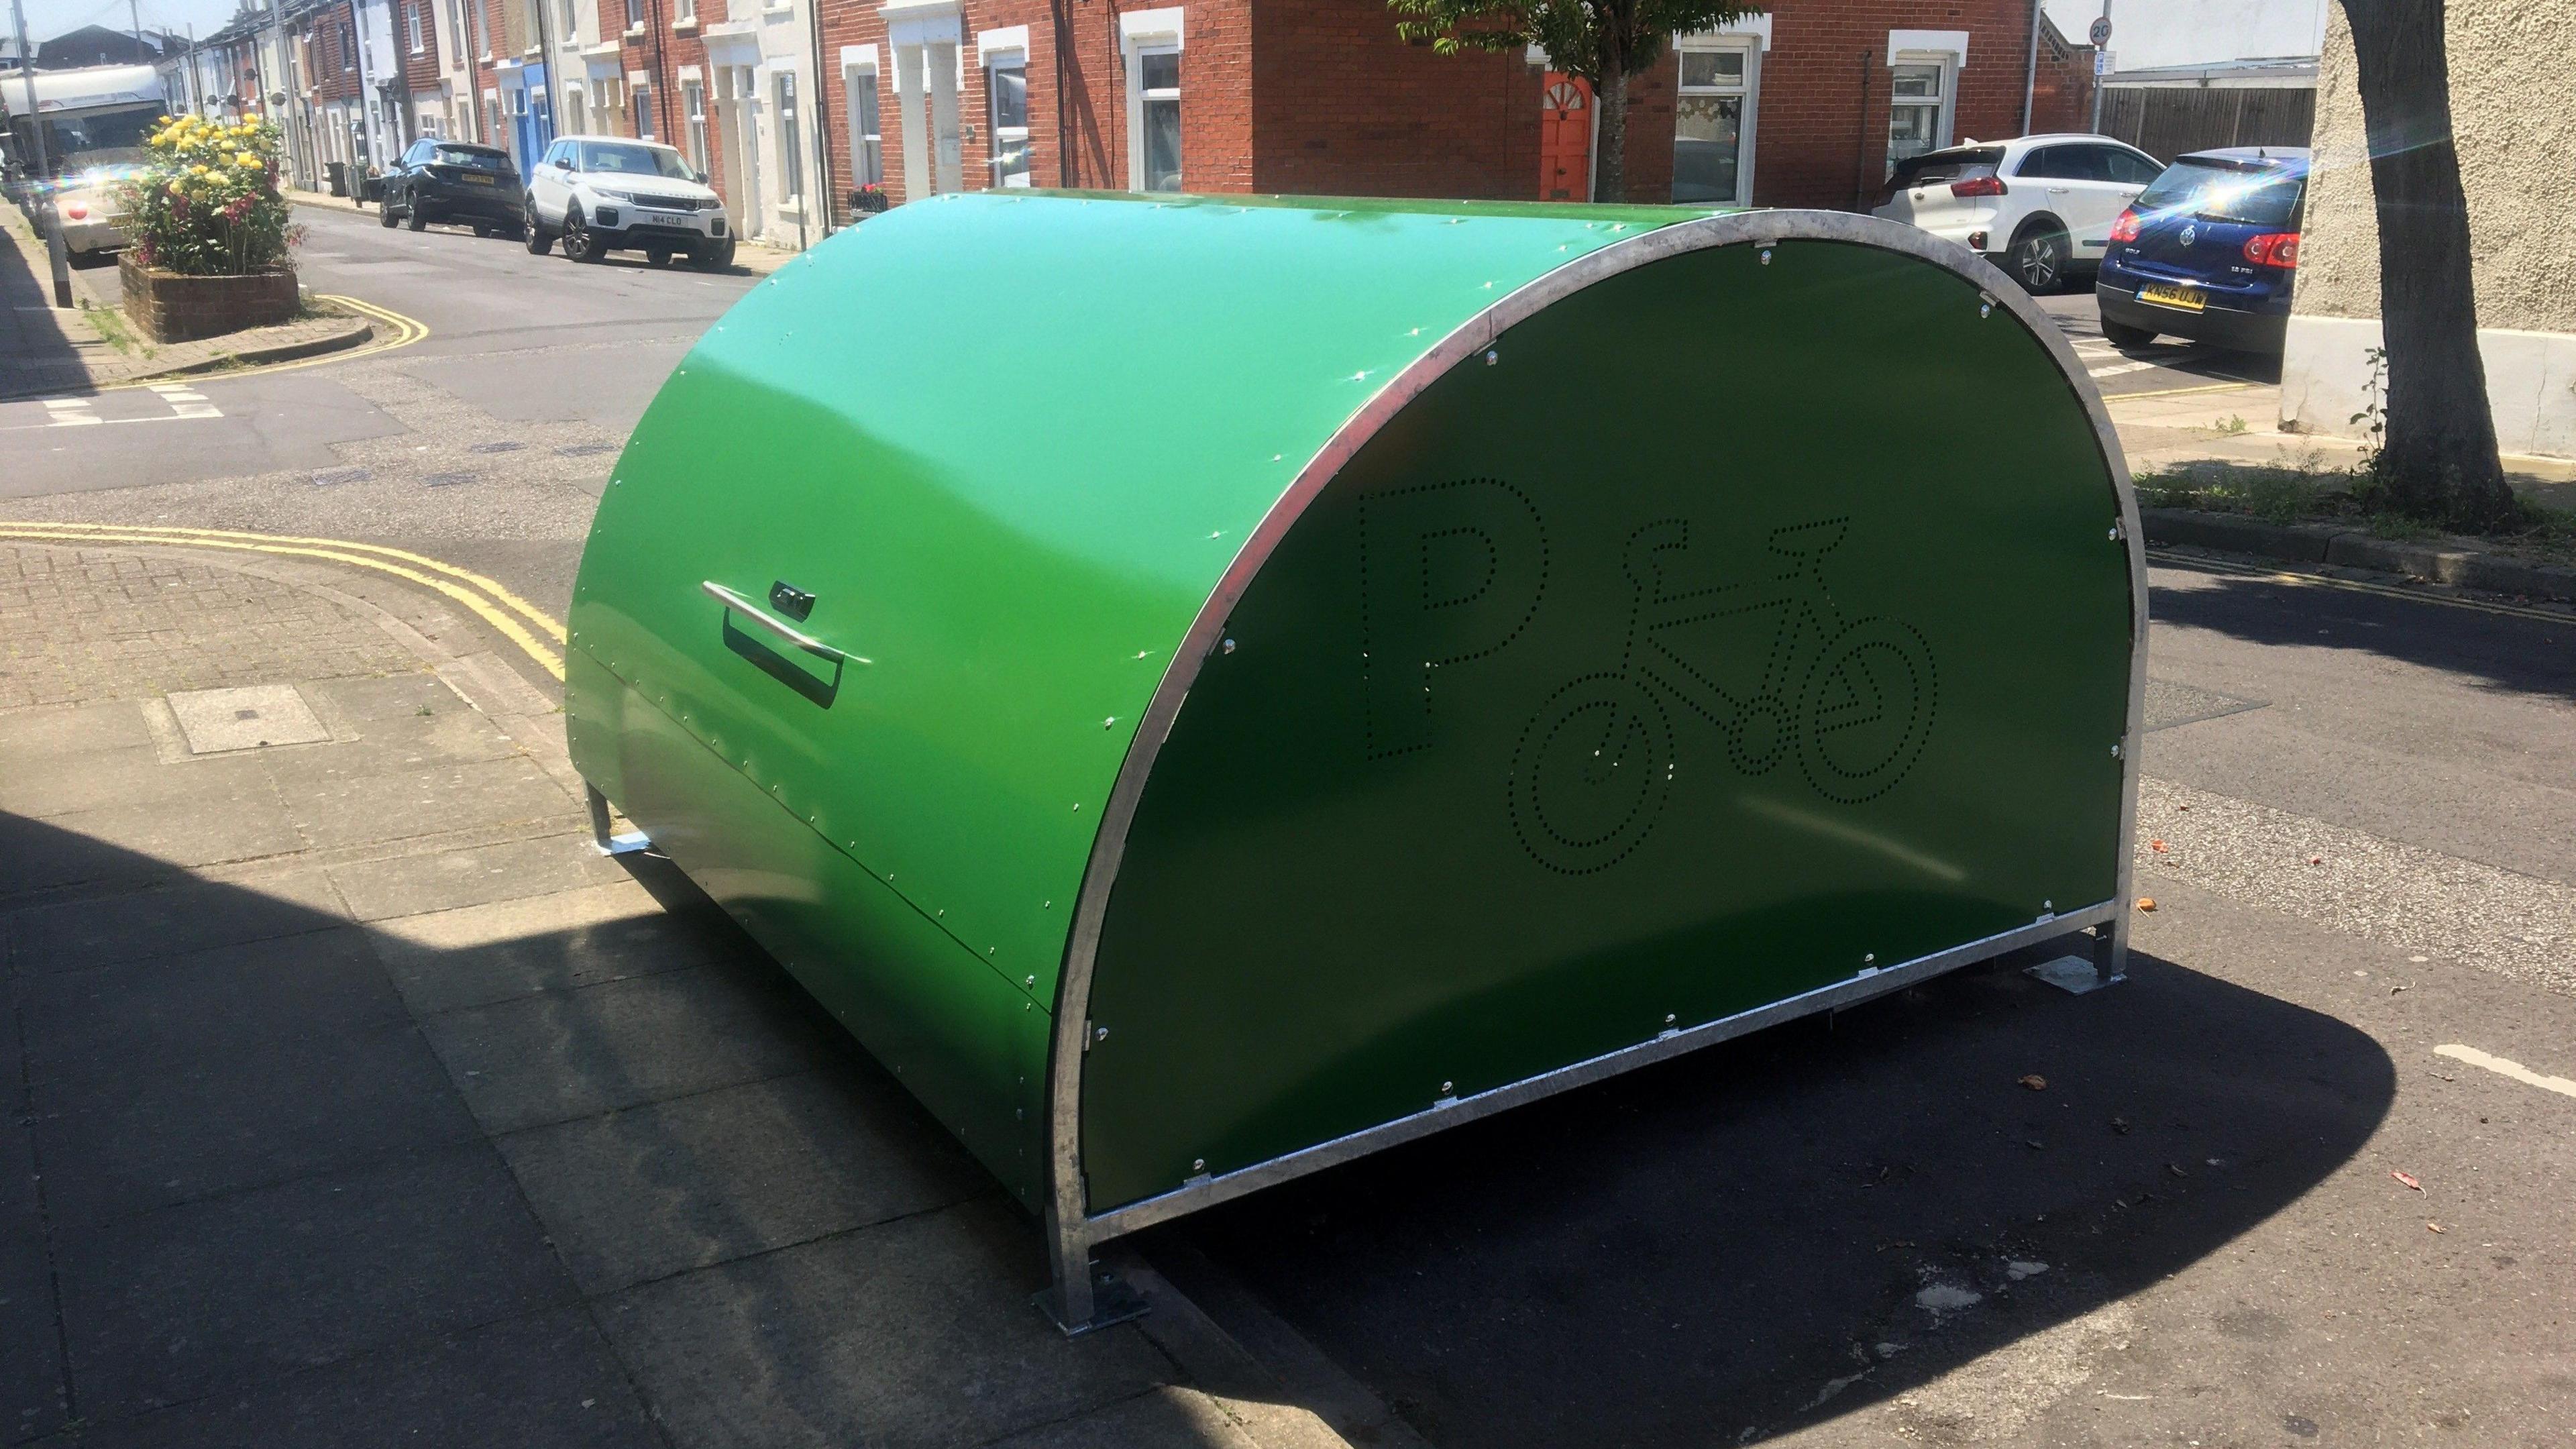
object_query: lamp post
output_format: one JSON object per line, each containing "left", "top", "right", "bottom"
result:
{"left": 9, "top": 0, "right": 74, "bottom": 307}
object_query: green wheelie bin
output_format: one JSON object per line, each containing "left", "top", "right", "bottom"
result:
{"left": 564, "top": 191, "right": 2145, "bottom": 1330}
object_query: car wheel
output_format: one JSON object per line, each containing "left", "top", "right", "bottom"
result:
{"left": 380, "top": 201, "right": 400, "bottom": 228}
{"left": 406, "top": 204, "right": 429, "bottom": 231}
{"left": 561, "top": 209, "right": 602, "bottom": 263}
{"left": 691, "top": 236, "right": 737, "bottom": 271}
{"left": 2009, "top": 224, "right": 2068, "bottom": 294}
{"left": 525, "top": 217, "right": 552, "bottom": 255}
{"left": 645, "top": 248, "right": 672, "bottom": 268}
{"left": 2101, "top": 319, "right": 2158, "bottom": 351}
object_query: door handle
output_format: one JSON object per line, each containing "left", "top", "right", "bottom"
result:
{"left": 2048, "top": 186, "right": 2070, "bottom": 195}
{"left": 702, "top": 581, "right": 867, "bottom": 665}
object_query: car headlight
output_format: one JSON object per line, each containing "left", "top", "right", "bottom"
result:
{"left": 594, "top": 187, "right": 636, "bottom": 203}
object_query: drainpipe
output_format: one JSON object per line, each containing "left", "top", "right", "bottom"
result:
{"left": 2020, "top": 0, "right": 2041, "bottom": 135}
{"left": 1850, "top": 48, "right": 1872, "bottom": 211}
{"left": 804, "top": 0, "right": 829, "bottom": 234}
{"left": 1052, "top": 0, "right": 1067, "bottom": 185}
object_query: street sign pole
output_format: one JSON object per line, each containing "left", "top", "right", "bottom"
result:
{"left": 2089, "top": 4, "right": 2112, "bottom": 133}
{"left": 9, "top": 0, "right": 76, "bottom": 307}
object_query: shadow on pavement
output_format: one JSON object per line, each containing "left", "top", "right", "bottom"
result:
{"left": 0, "top": 208, "right": 93, "bottom": 401}
{"left": 2149, "top": 560, "right": 2576, "bottom": 704}
{"left": 1163, "top": 936, "right": 2394, "bottom": 1447}
{"left": 0, "top": 808, "right": 1197, "bottom": 1448}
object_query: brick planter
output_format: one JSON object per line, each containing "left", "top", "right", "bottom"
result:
{"left": 117, "top": 257, "right": 300, "bottom": 343}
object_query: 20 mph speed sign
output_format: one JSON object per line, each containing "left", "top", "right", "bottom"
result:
{"left": 2089, "top": 15, "right": 2112, "bottom": 46}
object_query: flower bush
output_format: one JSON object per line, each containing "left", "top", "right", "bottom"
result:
{"left": 115, "top": 115, "right": 297, "bottom": 276}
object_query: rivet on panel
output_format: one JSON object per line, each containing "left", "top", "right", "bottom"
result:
{"left": 2043, "top": 900, "right": 2054, "bottom": 912}
{"left": 1025, "top": 975, "right": 1036, "bottom": 987}
{"left": 1864, "top": 953, "right": 1876, "bottom": 965}
{"left": 1095, "top": 1026, "right": 1109, "bottom": 1042}
{"left": 1042, "top": 900, "right": 1053, "bottom": 908}
{"left": 1665, "top": 1013, "right": 1677, "bottom": 1026}
{"left": 2111, "top": 743, "right": 2125, "bottom": 759}
{"left": 1440, "top": 1081, "right": 1455, "bottom": 1097}
{"left": 1103, "top": 716, "right": 1117, "bottom": 729}
{"left": 1758, "top": 248, "right": 1773, "bottom": 266}
{"left": 1222, "top": 638, "right": 1237, "bottom": 654}
{"left": 1193, "top": 1157, "right": 1208, "bottom": 1171}
{"left": 1484, "top": 350, "right": 1499, "bottom": 366}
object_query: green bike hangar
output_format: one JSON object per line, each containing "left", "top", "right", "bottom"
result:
{"left": 564, "top": 191, "right": 2147, "bottom": 1330}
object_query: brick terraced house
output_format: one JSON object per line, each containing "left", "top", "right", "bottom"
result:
{"left": 244, "top": 0, "right": 2099, "bottom": 248}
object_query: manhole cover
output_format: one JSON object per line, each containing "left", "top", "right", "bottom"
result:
{"left": 165, "top": 684, "right": 330, "bottom": 753}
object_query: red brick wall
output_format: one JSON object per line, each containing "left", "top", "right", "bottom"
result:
{"left": 1248, "top": 0, "right": 1534, "bottom": 199}
{"left": 400, "top": 0, "right": 443, "bottom": 91}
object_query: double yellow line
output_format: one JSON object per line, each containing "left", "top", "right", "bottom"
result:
{"left": 95, "top": 294, "right": 429, "bottom": 392}
{"left": 0, "top": 521, "right": 568, "bottom": 678}
{"left": 2148, "top": 546, "right": 2574, "bottom": 625}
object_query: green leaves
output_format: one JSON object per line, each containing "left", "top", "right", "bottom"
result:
{"left": 1385, "top": 0, "right": 1760, "bottom": 82}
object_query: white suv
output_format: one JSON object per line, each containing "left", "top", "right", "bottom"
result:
{"left": 525, "top": 134, "right": 737, "bottom": 270}
{"left": 1872, "top": 134, "right": 2163, "bottom": 294}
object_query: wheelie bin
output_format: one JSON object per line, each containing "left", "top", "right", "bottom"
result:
{"left": 564, "top": 192, "right": 2146, "bottom": 1331}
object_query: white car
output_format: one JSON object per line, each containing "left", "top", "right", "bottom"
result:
{"left": 1872, "top": 134, "right": 2164, "bottom": 294}
{"left": 525, "top": 133, "right": 737, "bottom": 270}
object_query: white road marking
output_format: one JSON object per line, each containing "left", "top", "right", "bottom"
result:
{"left": 2435, "top": 1044, "right": 2576, "bottom": 1102}
{"left": 40, "top": 398, "right": 100, "bottom": 426}
{"left": 2087, "top": 360, "right": 2163, "bottom": 378}
{"left": 148, "top": 382, "right": 223, "bottom": 418}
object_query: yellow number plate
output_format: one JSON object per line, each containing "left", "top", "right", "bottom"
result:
{"left": 2139, "top": 283, "right": 2206, "bottom": 313}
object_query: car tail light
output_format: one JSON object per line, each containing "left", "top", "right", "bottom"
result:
{"left": 2108, "top": 208, "right": 2142, "bottom": 244}
{"left": 2243, "top": 231, "right": 2300, "bottom": 268}
{"left": 1949, "top": 175, "right": 2008, "bottom": 199}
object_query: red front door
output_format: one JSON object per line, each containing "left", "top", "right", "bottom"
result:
{"left": 1539, "top": 72, "right": 1593, "bottom": 202}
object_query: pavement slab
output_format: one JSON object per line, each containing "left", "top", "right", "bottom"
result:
{"left": 54, "top": 1140, "right": 577, "bottom": 1420}
{"left": 594, "top": 1198, "right": 1177, "bottom": 1449}
{"left": 367, "top": 877, "right": 731, "bottom": 1016}
{"left": 60, "top": 1305, "right": 660, "bottom": 1449}
{"left": 496, "top": 1064, "right": 989, "bottom": 1295}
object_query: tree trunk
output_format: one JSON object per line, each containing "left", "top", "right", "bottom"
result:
{"left": 1593, "top": 65, "right": 1628, "bottom": 203}
{"left": 2339, "top": 0, "right": 2516, "bottom": 530}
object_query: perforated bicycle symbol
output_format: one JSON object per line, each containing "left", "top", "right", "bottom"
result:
{"left": 1507, "top": 517, "right": 1938, "bottom": 875}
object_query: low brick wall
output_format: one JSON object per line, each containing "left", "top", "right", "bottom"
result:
{"left": 117, "top": 258, "right": 301, "bottom": 343}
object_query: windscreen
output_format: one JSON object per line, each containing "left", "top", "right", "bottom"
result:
{"left": 36, "top": 104, "right": 158, "bottom": 174}
{"left": 579, "top": 140, "right": 694, "bottom": 180}
{"left": 433, "top": 145, "right": 510, "bottom": 172}
{"left": 2136, "top": 160, "right": 2305, "bottom": 227}
{"left": 1889, "top": 146, "right": 2003, "bottom": 189}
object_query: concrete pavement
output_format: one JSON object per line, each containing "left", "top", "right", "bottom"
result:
{"left": 0, "top": 534, "right": 1373, "bottom": 1448}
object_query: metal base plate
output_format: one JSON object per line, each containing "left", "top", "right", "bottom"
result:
{"left": 2027, "top": 953, "right": 2121, "bottom": 994}
{"left": 1035, "top": 1267, "right": 1150, "bottom": 1337}
{"left": 594, "top": 830, "right": 653, "bottom": 857}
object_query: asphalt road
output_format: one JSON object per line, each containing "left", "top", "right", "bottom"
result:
{"left": 1, "top": 201, "right": 759, "bottom": 623}
{"left": 3, "top": 207, "right": 2569, "bottom": 1446}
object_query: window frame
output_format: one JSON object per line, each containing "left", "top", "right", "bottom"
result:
{"left": 407, "top": 3, "right": 425, "bottom": 55}
{"left": 1670, "top": 34, "right": 1758, "bottom": 207}
{"left": 775, "top": 68, "right": 804, "bottom": 204}
{"left": 841, "top": 50, "right": 882, "bottom": 186}
{"left": 682, "top": 76, "right": 709, "bottom": 176}
{"left": 983, "top": 40, "right": 1028, "bottom": 189}
{"left": 1885, "top": 52, "right": 1957, "bottom": 176}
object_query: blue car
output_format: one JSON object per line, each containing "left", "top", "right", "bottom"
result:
{"left": 2095, "top": 147, "right": 2309, "bottom": 354}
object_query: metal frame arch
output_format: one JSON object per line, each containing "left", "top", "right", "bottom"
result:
{"left": 1041, "top": 208, "right": 2147, "bottom": 1330}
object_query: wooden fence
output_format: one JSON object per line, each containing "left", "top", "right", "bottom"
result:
{"left": 2098, "top": 86, "right": 2315, "bottom": 164}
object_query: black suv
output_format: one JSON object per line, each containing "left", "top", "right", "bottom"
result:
{"left": 382, "top": 140, "right": 525, "bottom": 238}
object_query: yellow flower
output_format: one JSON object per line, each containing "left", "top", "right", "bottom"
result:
{"left": 235, "top": 152, "right": 257, "bottom": 168}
